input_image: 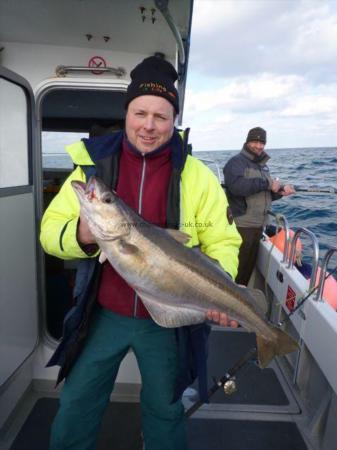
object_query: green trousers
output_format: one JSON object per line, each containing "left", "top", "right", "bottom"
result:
{"left": 50, "top": 308, "right": 188, "bottom": 450}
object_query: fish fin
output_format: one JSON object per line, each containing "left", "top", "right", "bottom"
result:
{"left": 166, "top": 229, "right": 191, "bottom": 244}
{"left": 138, "top": 292, "right": 205, "bottom": 328}
{"left": 245, "top": 288, "right": 269, "bottom": 315}
{"left": 150, "top": 305, "right": 205, "bottom": 328}
{"left": 118, "top": 240, "right": 139, "bottom": 255}
{"left": 256, "top": 327, "right": 299, "bottom": 368}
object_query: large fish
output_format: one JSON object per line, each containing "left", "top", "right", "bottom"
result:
{"left": 72, "top": 176, "right": 298, "bottom": 368}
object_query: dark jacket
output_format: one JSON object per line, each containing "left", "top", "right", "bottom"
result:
{"left": 223, "top": 145, "right": 281, "bottom": 227}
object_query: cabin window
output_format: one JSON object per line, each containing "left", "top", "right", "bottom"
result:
{"left": 0, "top": 78, "right": 29, "bottom": 188}
{"left": 42, "top": 130, "right": 87, "bottom": 206}
{"left": 42, "top": 131, "right": 84, "bottom": 170}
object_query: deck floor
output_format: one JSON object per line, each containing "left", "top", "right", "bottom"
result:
{"left": 6, "top": 329, "right": 310, "bottom": 450}
{"left": 9, "top": 397, "right": 308, "bottom": 450}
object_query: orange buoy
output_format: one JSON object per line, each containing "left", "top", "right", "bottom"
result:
{"left": 269, "top": 229, "right": 302, "bottom": 262}
{"left": 315, "top": 267, "right": 337, "bottom": 310}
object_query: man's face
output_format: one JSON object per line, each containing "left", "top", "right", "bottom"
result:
{"left": 125, "top": 95, "right": 175, "bottom": 153}
{"left": 247, "top": 140, "right": 265, "bottom": 156}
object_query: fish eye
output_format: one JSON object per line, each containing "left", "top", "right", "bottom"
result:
{"left": 102, "top": 193, "right": 114, "bottom": 204}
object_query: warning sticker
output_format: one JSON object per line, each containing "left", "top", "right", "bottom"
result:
{"left": 285, "top": 286, "right": 296, "bottom": 311}
{"left": 88, "top": 56, "right": 107, "bottom": 75}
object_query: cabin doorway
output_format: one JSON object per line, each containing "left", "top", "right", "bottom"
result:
{"left": 38, "top": 85, "right": 126, "bottom": 340}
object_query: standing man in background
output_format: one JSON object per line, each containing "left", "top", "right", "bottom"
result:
{"left": 223, "top": 127, "right": 295, "bottom": 286}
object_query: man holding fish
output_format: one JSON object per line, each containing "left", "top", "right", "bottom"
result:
{"left": 40, "top": 55, "right": 243, "bottom": 450}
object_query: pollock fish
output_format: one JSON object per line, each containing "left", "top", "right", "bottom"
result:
{"left": 72, "top": 176, "right": 298, "bottom": 368}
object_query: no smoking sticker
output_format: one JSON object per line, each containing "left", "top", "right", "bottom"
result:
{"left": 88, "top": 56, "right": 107, "bottom": 74}
{"left": 285, "top": 286, "right": 296, "bottom": 311}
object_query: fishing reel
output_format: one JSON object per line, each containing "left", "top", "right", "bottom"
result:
{"left": 213, "top": 375, "right": 237, "bottom": 395}
{"left": 223, "top": 378, "right": 237, "bottom": 395}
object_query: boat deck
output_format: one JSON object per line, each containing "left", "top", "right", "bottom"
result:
{"left": 4, "top": 328, "right": 312, "bottom": 450}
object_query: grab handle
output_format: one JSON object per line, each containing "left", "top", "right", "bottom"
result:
{"left": 56, "top": 65, "right": 126, "bottom": 77}
{"left": 266, "top": 211, "right": 290, "bottom": 263}
{"left": 155, "top": 0, "right": 186, "bottom": 64}
{"left": 287, "top": 228, "right": 319, "bottom": 290}
{"left": 316, "top": 246, "right": 337, "bottom": 302}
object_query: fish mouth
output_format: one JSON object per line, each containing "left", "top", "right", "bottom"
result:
{"left": 71, "top": 180, "right": 87, "bottom": 193}
{"left": 71, "top": 181, "right": 89, "bottom": 205}
{"left": 71, "top": 177, "right": 99, "bottom": 202}
{"left": 73, "top": 177, "right": 116, "bottom": 203}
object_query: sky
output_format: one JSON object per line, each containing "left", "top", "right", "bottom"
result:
{"left": 182, "top": 0, "right": 337, "bottom": 151}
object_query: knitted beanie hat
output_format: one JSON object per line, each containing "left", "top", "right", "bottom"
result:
{"left": 246, "top": 127, "right": 267, "bottom": 144}
{"left": 125, "top": 56, "right": 179, "bottom": 113}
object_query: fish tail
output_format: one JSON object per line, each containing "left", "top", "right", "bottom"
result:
{"left": 256, "top": 327, "right": 299, "bottom": 368}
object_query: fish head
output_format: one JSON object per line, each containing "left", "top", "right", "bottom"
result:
{"left": 71, "top": 176, "right": 129, "bottom": 241}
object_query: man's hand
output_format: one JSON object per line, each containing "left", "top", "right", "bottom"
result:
{"left": 279, "top": 184, "right": 295, "bottom": 196}
{"left": 271, "top": 178, "right": 282, "bottom": 193}
{"left": 77, "top": 215, "right": 96, "bottom": 245}
{"left": 206, "top": 311, "right": 239, "bottom": 328}
{"left": 271, "top": 178, "right": 295, "bottom": 196}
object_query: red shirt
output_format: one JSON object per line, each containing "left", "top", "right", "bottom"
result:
{"left": 97, "top": 139, "right": 173, "bottom": 317}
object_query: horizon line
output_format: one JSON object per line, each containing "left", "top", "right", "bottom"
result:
{"left": 193, "top": 146, "right": 337, "bottom": 152}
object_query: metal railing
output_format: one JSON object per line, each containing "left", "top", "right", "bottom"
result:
{"left": 287, "top": 227, "right": 319, "bottom": 291}
{"left": 155, "top": 0, "right": 186, "bottom": 65}
{"left": 266, "top": 211, "right": 290, "bottom": 263}
{"left": 315, "top": 246, "right": 337, "bottom": 302}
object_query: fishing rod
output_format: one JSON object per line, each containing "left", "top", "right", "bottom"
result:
{"left": 185, "top": 347, "right": 257, "bottom": 417}
{"left": 275, "top": 178, "right": 336, "bottom": 194}
{"left": 293, "top": 186, "right": 337, "bottom": 194}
